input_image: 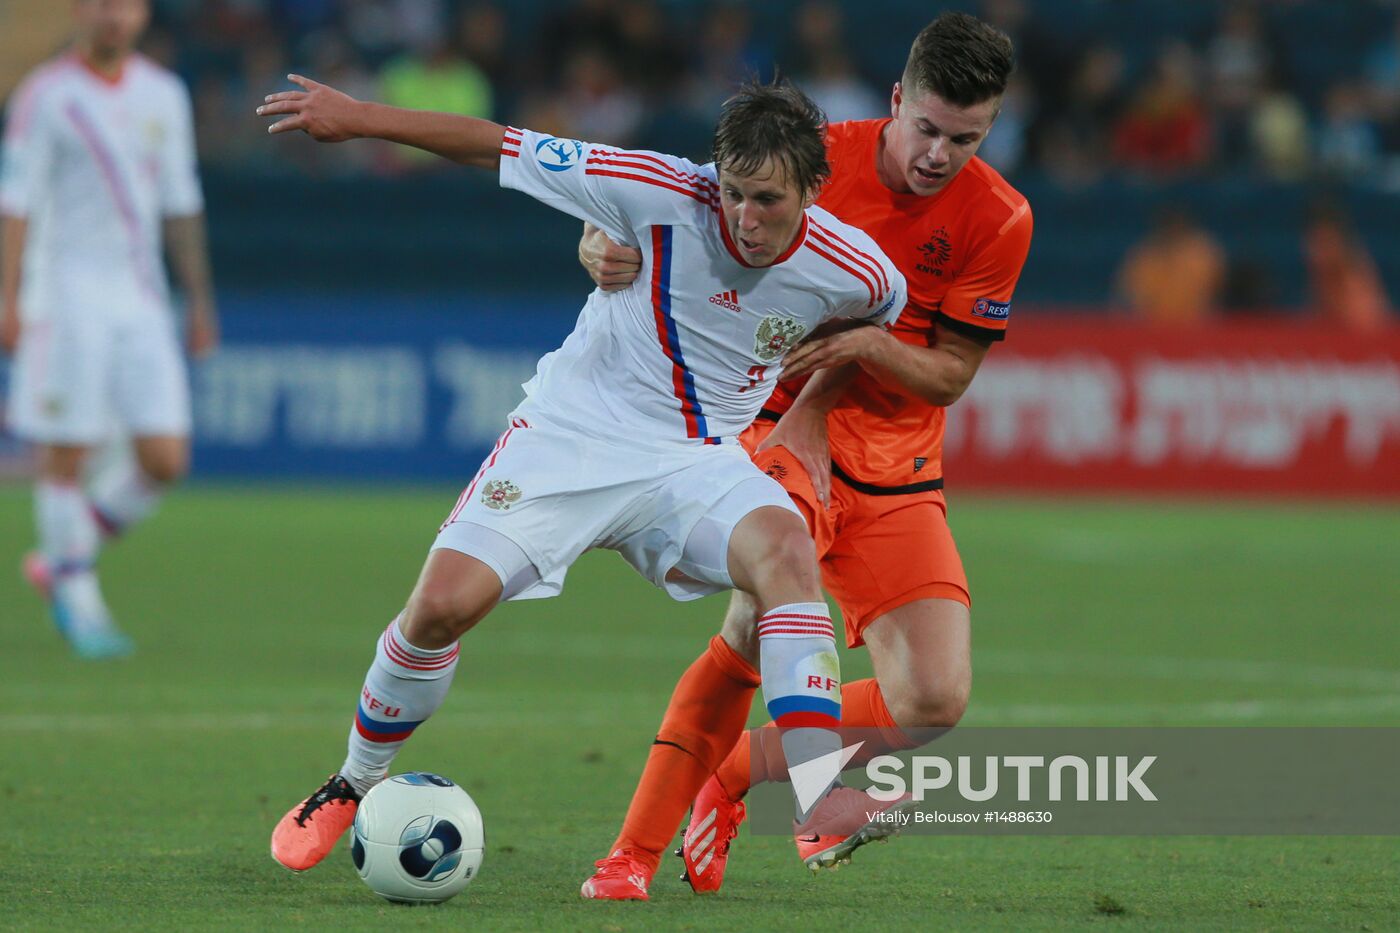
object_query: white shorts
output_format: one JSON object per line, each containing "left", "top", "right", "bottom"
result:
{"left": 432, "top": 416, "right": 800, "bottom": 601}
{"left": 7, "top": 311, "right": 191, "bottom": 444}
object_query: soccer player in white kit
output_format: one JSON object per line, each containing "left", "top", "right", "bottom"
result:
{"left": 1, "top": 0, "right": 218, "bottom": 659}
{"left": 258, "top": 75, "right": 911, "bottom": 895}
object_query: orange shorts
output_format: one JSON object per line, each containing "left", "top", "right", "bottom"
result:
{"left": 741, "top": 420, "right": 970, "bottom": 648}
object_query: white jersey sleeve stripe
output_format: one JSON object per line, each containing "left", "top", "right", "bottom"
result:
{"left": 583, "top": 165, "right": 717, "bottom": 207}
{"left": 500, "top": 125, "right": 522, "bottom": 158}
{"left": 805, "top": 238, "right": 878, "bottom": 307}
{"left": 501, "top": 128, "right": 715, "bottom": 245}
{"left": 809, "top": 221, "right": 892, "bottom": 295}
{"left": 591, "top": 149, "right": 719, "bottom": 191}
{"left": 585, "top": 158, "right": 718, "bottom": 197}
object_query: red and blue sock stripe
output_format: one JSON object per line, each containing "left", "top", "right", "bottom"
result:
{"left": 766, "top": 693, "right": 842, "bottom": 729}
{"left": 353, "top": 706, "right": 425, "bottom": 744}
{"left": 50, "top": 559, "right": 95, "bottom": 578}
{"left": 90, "top": 504, "right": 123, "bottom": 538}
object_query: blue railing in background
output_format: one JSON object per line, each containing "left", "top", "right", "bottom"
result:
{"left": 203, "top": 171, "right": 1400, "bottom": 309}
{"left": 0, "top": 293, "right": 578, "bottom": 481}
{"left": 189, "top": 292, "right": 573, "bottom": 479}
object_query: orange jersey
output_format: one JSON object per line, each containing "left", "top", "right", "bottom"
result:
{"left": 767, "top": 118, "right": 1033, "bottom": 488}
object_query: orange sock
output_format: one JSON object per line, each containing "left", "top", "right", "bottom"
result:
{"left": 610, "top": 635, "right": 760, "bottom": 871}
{"left": 713, "top": 677, "right": 917, "bottom": 800}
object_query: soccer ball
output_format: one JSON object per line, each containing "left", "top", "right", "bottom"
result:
{"left": 350, "top": 772, "right": 484, "bottom": 905}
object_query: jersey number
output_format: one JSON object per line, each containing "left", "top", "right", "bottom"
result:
{"left": 738, "top": 365, "right": 768, "bottom": 393}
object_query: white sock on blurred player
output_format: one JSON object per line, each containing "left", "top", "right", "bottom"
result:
{"left": 88, "top": 454, "right": 163, "bottom": 538}
{"left": 35, "top": 479, "right": 112, "bottom": 635}
{"left": 340, "top": 616, "right": 460, "bottom": 797}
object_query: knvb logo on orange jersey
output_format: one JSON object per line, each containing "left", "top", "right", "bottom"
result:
{"left": 709, "top": 289, "right": 742, "bottom": 312}
{"left": 916, "top": 227, "right": 953, "bottom": 277}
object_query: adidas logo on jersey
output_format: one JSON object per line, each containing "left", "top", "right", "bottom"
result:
{"left": 709, "top": 289, "right": 742, "bottom": 312}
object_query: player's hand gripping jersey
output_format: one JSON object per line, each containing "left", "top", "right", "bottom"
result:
{"left": 765, "top": 119, "right": 1032, "bottom": 489}
{"left": 0, "top": 54, "right": 203, "bottom": 322}
{"left": 498, "top": 127, "right": 905, "bottom": 445}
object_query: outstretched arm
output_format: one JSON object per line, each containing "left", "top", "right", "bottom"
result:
{"left": 781, "top": 321, "right": 991, "bottom": 408}
{"left": 259, "top": 75, "right": 506, "bottom": 169}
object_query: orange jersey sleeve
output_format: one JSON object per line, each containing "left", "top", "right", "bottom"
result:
{"left": 930, "top": 162, "right": 1033, "bottom": 340}
{"left": 763, "top": 119, "right": 1034, "bottom": 489}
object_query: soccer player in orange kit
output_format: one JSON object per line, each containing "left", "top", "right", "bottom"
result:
{"left": 576, "top": 11, "right": 1033, "bottom": 897}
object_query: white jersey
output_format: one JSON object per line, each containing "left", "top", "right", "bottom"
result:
{"left": 499, "top": 127, "right": 906, "bottom": 446}
{"left": 0, "top": 53, "right": 202, "bottom": 323}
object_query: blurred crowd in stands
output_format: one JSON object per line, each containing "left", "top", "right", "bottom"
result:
{"left": 148, "top": 0, "right": 1400, "bottom": 191}
{"left": 9, "top": 0, "right": 1378, "bottom": 320}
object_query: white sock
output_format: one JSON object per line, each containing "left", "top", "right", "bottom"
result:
{"left": 341, "top": 616, "right": 460, "bottom": 797}
{"left": 36, "top": 479, "right": 100, "bottom": 570}
{"left": 88, "top": 456, "right": 162, "bottom": 538}
{"left": 757, "top": 602, "right": 843, "bottom": 820}
{"left": 36, "top": 480, "right": 111, "bottom": 636}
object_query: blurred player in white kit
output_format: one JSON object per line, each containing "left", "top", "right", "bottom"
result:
{"left": 1, "top": 0, "right": 218, "bottom": 658}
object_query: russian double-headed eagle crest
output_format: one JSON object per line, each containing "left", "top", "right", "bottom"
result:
{"left": 481, "top": 479, "right": 522, "bottom": 510}
{"left": 754, "top": 315, "right": 807, "bottom": 362}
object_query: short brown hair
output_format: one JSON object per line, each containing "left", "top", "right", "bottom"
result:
{"left": 712, "top": 78, "right": 830, "bottom": 198}
{"left": 902, "top": 12, "right": 1014, "bottom": 107}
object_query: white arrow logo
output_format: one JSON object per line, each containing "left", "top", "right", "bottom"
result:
{"left": 789, "top": 741, "right": 866, "bottom": 815}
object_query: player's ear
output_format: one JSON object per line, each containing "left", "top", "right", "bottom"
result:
{"left": 890, "top": 82, "right": 903, "bottom": 118}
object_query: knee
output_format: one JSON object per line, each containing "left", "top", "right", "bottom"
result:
{"left": 752, "top": 529, "right": 818, "bottom": 591}
{"left": 39, "top": 447, "right": 87, "bottom": 483}
{"left": 142, "top": 459, "right": 187, "bottom": 486}
{"left": 402, "top": 585, "right": 481, "bottom": 648}
{"left": 885, "top": 672, "right": 970, "bottom": 730}
{"left": 138, "top": 448, "right": 189, "bottom": 486}
{"left": 774, "top": 529, "right": 817, "bottom": 572}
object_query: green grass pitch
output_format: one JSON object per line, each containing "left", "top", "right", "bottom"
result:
{"left": 1, "top": 484, "right": 1397, "bottom": 931}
